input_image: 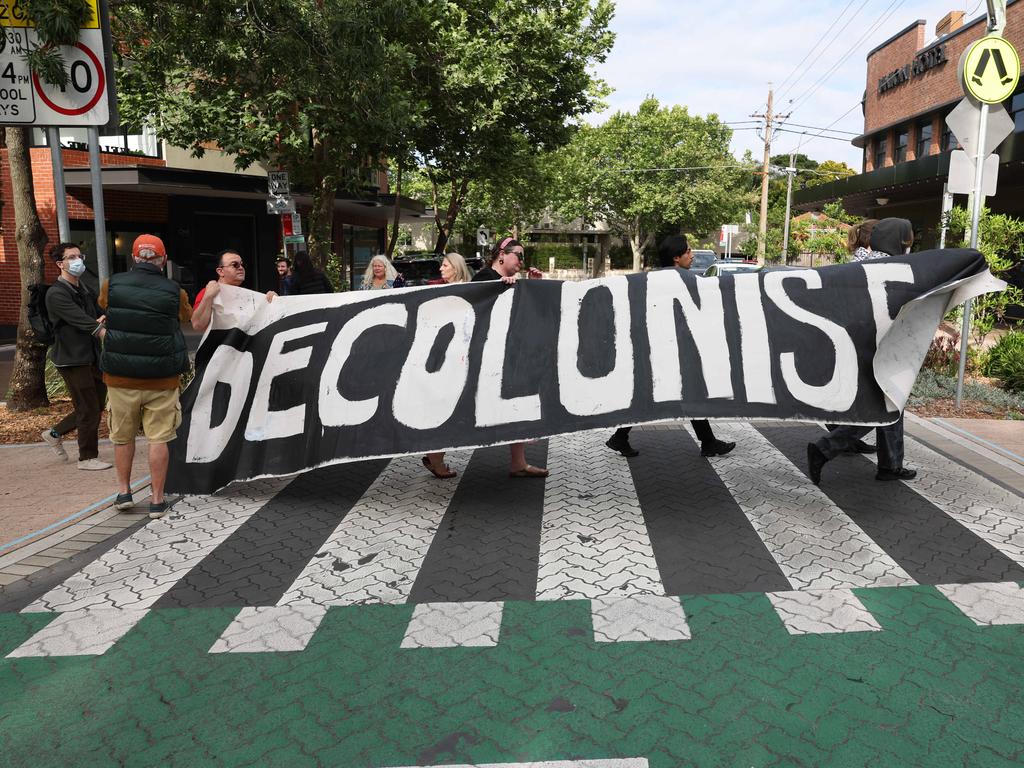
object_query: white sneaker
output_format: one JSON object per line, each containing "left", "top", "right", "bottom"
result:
{"left": 77, "top": 458, "right": 113, "bottom": 471}
{"left": 41, "top": 429, "right": 68, "bottom": 461}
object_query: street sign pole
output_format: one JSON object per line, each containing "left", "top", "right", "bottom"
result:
{"left": 955, "top": 103, "right": 989, "bottom": 407}
{"left": 781, "top": 154, "right": 796, "bottom": 261}
{"left": 87, "top": 126, "right": 109, "bottom": 283}
{"left": 46, "top": 127, "right": 70, "bottom": 242}
{"left": 937, "top": 185, "right": 954, "bottom": 249}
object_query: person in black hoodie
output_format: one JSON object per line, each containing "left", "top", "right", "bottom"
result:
{"left": 290, "top": 250, "right": 334, "bottom": 295}
{"left": 41, "top": 242, "right": 111, "bottom": 470}
{"left": 807, "top": 218, "right": 917, "bottom": 485}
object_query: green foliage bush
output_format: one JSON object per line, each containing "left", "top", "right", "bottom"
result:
{"left": 910, "top": 369, "right": 1024, "bottom": 415}
{"left": 608, "top": 244, "right": 634, "bottom": 269}
{"left": 523, "top": 243, "right": 585, "bottom": 270}
{"left": 985, "top": 331, "right": 1024, "bottom": 392}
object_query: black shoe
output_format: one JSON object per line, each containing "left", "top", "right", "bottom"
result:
{"left": 700, "top": 440, "right": 735, "bottom": 457}
{"left": 807, "top": 443, "right": 828, "bottom": 485}
{"left": 851, "top": 440, "right": 877, "bottom": 454}
{"left": 876, "top": 467, "right": 917, "bottom": 482}
{"left": 606, "top": 435, "right": 639, "bottom": 457}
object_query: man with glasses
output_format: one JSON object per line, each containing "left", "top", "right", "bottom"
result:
{"left": 191, "top": 249, "right": 277, "bottom": 332}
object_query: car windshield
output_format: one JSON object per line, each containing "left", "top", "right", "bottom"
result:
{"left": 689, "top": 250, "right": 716, "bottom": 272}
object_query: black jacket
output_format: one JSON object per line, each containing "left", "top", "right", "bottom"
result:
{"left": 45, "top": 278, "right": 102, "bottom": 368}
{"left": 101, "top": 262, "right": 189, "bottom": 379}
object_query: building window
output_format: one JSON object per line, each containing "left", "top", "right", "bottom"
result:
{"left": 941, "top": 115, "right": 959, "bottom": 151}
{"left": 894, "top": 128, "right": 908, "bottom": 163}
{"left": 874, "top": 135, "right": 887, "bottom": 168}
{"left": 916, "top": 121, "right": 933, "bottom": 158}
{"left": 1012, "top": 92, "right": 1024, "bottom": 133}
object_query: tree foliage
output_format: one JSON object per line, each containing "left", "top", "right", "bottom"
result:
{"left": 551, "top": 98, "right": 753, "bottom": 270}
{"left": 115, "top": 0, "right": 432, "bottom": 265}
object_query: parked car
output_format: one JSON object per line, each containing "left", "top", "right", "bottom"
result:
{"left": 703, "top": 259, "right": 760, "bottom": 277}
{"left": 689, "top": 249, "right": 717, "bottom": 273}
{"left": 396, "top": 258, "right": 445, "bottom": 286}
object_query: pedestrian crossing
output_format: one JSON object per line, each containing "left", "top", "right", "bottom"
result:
{"left": 4, "top": 422, "right": 1024, "bottom": 658}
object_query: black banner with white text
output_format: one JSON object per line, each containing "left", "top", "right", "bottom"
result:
{"left": 167, "top": 249, "right": 1003, "bottom": 494}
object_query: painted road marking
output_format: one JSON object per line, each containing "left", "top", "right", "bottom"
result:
{"left": 7, "top": 608, "right": 148, "bottom": 657}
{"left": 591, "top": 595, "right": 690, "bottom": 643}
{"left": 755, "top": 423, "right": 1024, "bottom": 584}
{"left": 936, "top": 582, "right": 1024, "bottom": 626}
{"left": 209, "top": 605, "right": 329, "bottom": 653}
{"left": 767, "top": 588, "right": 882, "bottom": 635}
{"left": 903, "top": 436, "right": 1024, "bottom": 567}
{"left": 278, "top": 453, "right": 472, "bottom": 607}
{"left": 400, "top": 601, "right": 504, "bottom": 648}
{"left": 24, "top": 478, "right": 292, "bottom": 614}
{"left": 700, "top": 423, "right": 915, "bottom": 590}
{"left": 627, "top": 428, "right": 791, "bottom": 595}
{"left": 408, "top": 442, "right": 548, "bottom": 603}
{"left": 537, "top": 432, "right": 661, "bottom": 600}
{"left": 383, "top": 760, "right": 649, "bottom": 768}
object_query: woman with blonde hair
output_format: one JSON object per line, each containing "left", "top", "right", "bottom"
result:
{"left": 422, "top": 252, "right": 473, "bottom": 478}
{"left": 361, "top": 254, "right": 405, "bottom": 290}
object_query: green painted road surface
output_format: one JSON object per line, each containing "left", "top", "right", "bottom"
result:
{"left": 3, "top": 586, "right": 1023, "bottom": 767}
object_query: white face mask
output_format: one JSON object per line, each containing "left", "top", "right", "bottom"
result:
{"left": 66, "top": 258, "right": 87, "bottom": 277}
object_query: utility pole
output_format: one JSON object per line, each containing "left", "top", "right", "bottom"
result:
{"left": 751, "top": 85, "right": 790, "bottom": 264}
{"left": 780, "top": 152, "right": 797, "bottom": 262}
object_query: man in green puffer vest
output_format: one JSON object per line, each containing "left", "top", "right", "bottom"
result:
{"left": 98, "top": 235, "right": 193, "bottom": 519}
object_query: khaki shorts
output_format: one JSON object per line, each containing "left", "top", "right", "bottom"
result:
{"left": 107, "top": 387, "right": 182, "bottom": 444}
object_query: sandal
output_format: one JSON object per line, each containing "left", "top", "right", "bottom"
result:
{"left": 422, "top": 455, "right": 457, "bottom": 479}
{"left": 509, "top": 465, "right": 549, "bottom": 478}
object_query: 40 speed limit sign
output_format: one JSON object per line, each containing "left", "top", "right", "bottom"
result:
{"left": 0, "top": 0, "right": 112, "bottom": 125}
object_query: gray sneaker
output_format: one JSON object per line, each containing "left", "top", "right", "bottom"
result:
{"left": 41, "top": 429, "right": 68, "bottom": 461}
{"left": 113, "top": 493, "right": 135, "bottom": 511}
{"left": 148, "top": 501, "right": 169, "bottom": 519}
{"left": 77, "top": 458, "right": 113, "bottom": 471}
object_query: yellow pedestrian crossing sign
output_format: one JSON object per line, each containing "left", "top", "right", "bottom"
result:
{"left": 963, "top": 35, "right": 1020, "bottom": 104}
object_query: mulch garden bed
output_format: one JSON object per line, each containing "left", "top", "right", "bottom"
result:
{"left": 0, "top": 399, "right": 110, "bottom": 445}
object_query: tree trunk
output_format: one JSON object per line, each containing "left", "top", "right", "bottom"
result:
{"left": 5, "top": 127, "right": 49, "bottom": 410}
{"left": 433, "top": 177, "right": 469, "bottom": 254}
{"left": 306, "top": 134, "right": 336, "bottom": 270}
{"left": 629, "top": 233, "right": 644, "bottom": 272}
{"left": 385, "top": 159, "right": 403, "bottom": 258}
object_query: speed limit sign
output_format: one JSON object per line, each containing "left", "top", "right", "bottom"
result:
{"left": 0, "top": 0, "right": 113, "bottom": 126}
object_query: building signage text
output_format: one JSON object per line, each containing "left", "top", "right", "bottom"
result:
{"left": 878, "top": 42, "right": 947, "bottom": 95}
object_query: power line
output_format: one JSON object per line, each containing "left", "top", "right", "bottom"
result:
{"left": 775, "top": 128, "right": 854, "bottom": 143}
{"left": 776, "top": 0, "right": 873, "bottom": 103}
{"left": 778, "top": 121, "right": 859, "bottom": 135}
{"left": 780, "top": 100, "right": 863, "bottom": 155}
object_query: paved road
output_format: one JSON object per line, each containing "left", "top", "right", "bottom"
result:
{"left": 2, "top": 421, "right": 1023, "bottom": 766}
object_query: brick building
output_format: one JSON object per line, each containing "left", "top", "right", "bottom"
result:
{"left": 0, "top": 129, "right": 424, "bottom": 337}
{"left": 794, "top": 4, "right": 1024, "bottom": 245}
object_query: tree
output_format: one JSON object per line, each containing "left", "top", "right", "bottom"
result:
{"left": 808, "top": 159, "right": 857, "bottom": 186}
{"left": 115, "top": 1, "right": 432, "bottom": 267}
{"left": 552, "top": 98, "right": 754, "bottom": 270}
{"left": 413, "top": 0, "right": 614, "bottom": 253}
{"left": 6, "top": 0, "right": 93, "bottom": 410}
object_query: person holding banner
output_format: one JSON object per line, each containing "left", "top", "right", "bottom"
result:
{"left": 807, "top": 218, "right": 917, "bottom": 485}
{"left": 191, "top": 249, "right": 277, "bottom": 332}
{"left": 606, "top": 235, "right": 737, "bottom": 459}
{"left": 472, "top": 237, "right": 549, "bottom": 478}
{"left": 422, "top": 252, "right": 473, "bottom": 479}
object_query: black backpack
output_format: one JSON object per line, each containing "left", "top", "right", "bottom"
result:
{"left": 27, "top": 283, "right": 56, "bottom": 345}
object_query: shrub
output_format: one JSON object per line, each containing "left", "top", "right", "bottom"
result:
{"left": 985, "top": 331, "right": 1024, "bottom": 392}
{"left": 609, "top": 244, "right": 634, "bottom": 269}
{"left": 523, "top": 243, "right": 586, "bottom": 270}
{"left": 910, "top": 368, "right": 1024, "bottom": 414}
{"left": 922, "top": 334, "right": 960, "bottom": 377}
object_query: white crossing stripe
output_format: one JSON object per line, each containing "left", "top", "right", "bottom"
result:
{"left": 767, "top": 589, "right": 882, "bottom": 635}
{"left": 537, "top": 432, "right": 661, "bottom": 600}
{"left": 699, "top": 423, "right": 915, "bottom": 590}
{"left": 278, "top": 453, "right": 471, "bottom": 607}
{"left": 383, "top": 760, "right": 648, "bottom": 768}
{"left": 903, "top": 436, "right": 1024, "bottom": 566}
{"left": 400, "top": 601, "right": 504, "bottom": 648}
{"left": 209, "top": 605, "right": 329, "bottom": 653}
{"left": 23, "top": 478, "right": 291, "bottom": 614}
{"left": 591, "top": 595, "right": 690, "bottom": 642}
{"left": 7, "top": 608, "right": 149, "bottom": 657}
{"left": 936, "top": 582, "right": 1024, "bottom": 626}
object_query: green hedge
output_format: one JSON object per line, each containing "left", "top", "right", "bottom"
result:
{"left": 986, "top": 330, "right": 1024, "bottom": 392}
{"left": 523, "top": 243, "right": 586, "bottom": 270}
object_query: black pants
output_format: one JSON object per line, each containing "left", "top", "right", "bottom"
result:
{"left": 52, "top": 365, "right": 107, "bottom": 461}
{"left": 613, "top": 420, "right": 716, "bottom": 445}
{"left": 816, "top": 414, "right": 905, "bottom": 471}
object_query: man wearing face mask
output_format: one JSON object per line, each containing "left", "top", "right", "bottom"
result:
{"left": 40, "top": 243, "right": 112, "bottom": 470}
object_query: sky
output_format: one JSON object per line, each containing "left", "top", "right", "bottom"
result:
{"left": 587, "top": 0, "right": 985, "bottom": 169}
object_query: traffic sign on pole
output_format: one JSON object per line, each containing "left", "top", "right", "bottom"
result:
{"left": 962, "top": 35, "right": 1019, "bottom": 104}
{"left": 0, "top": 0, "right": 113, "bottom": 126}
